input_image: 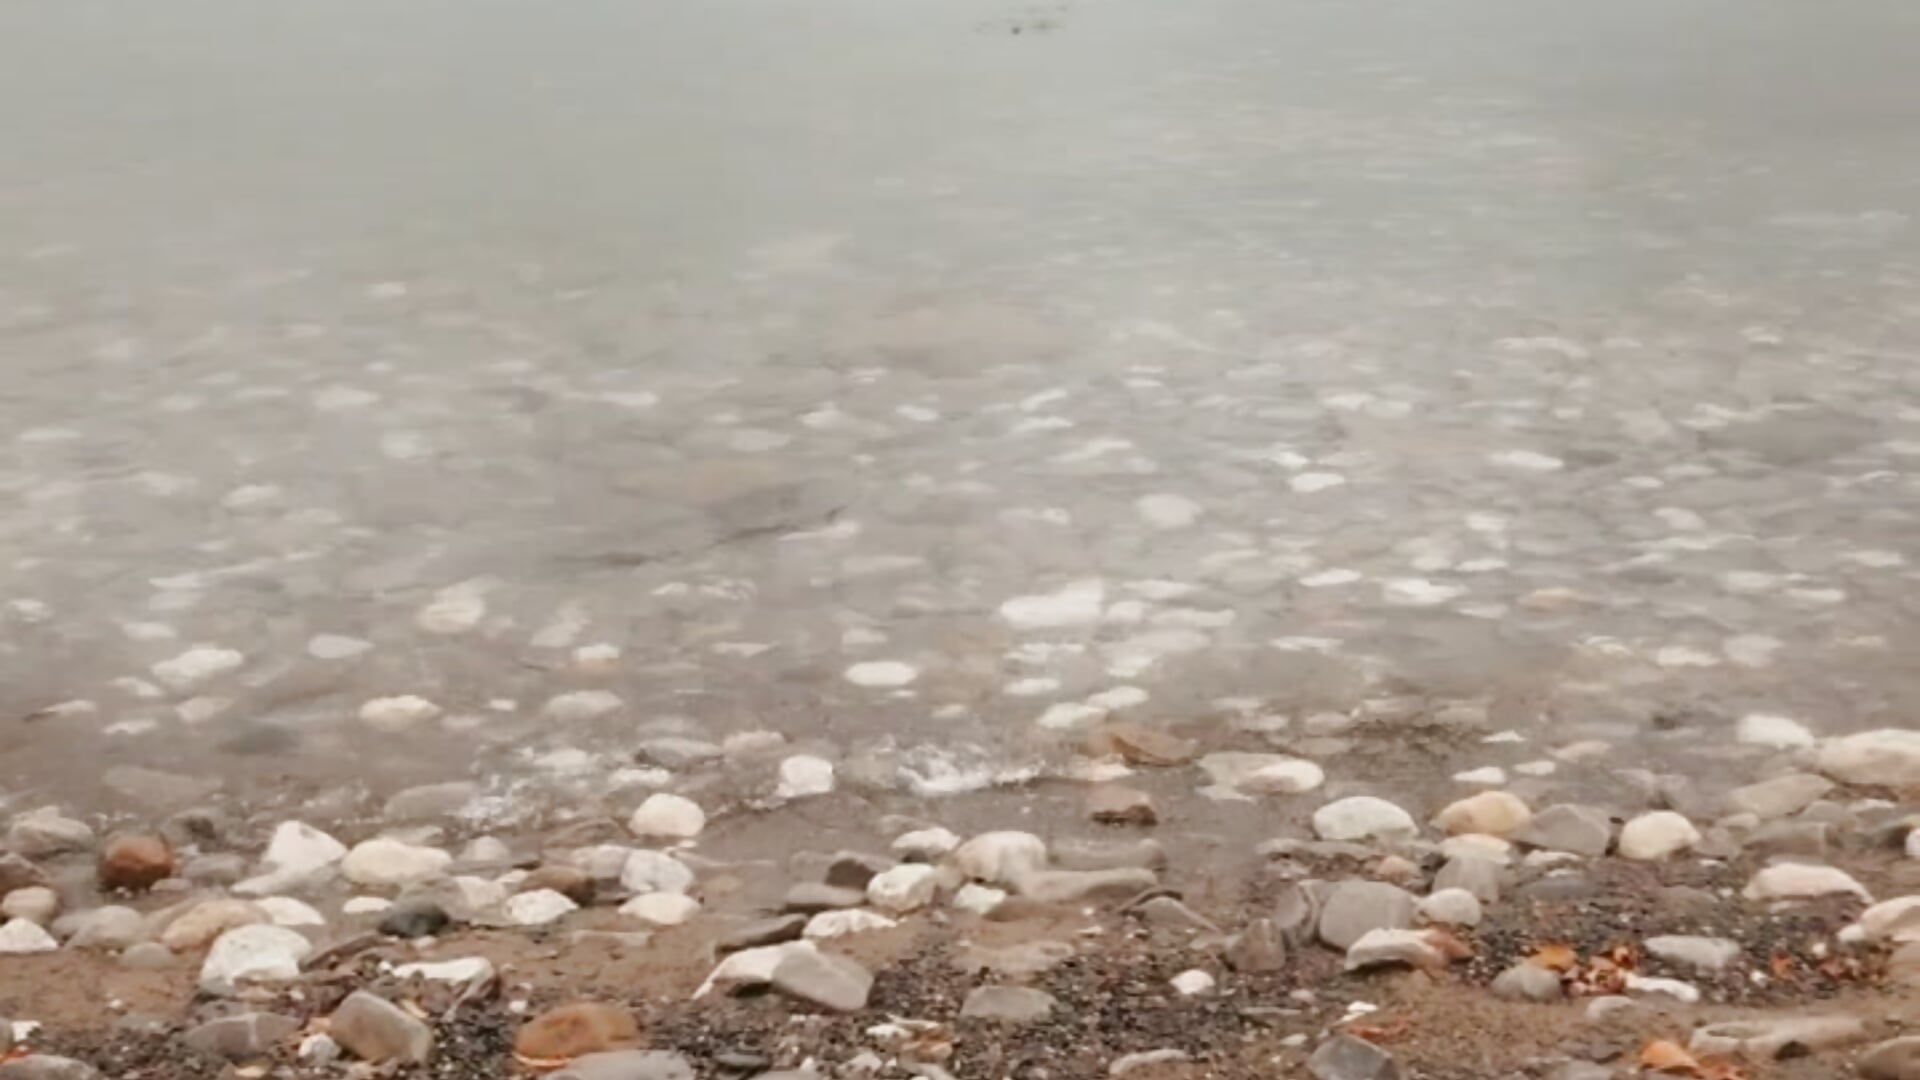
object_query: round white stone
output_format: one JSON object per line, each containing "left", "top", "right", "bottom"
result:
{"left": 199, "top": 924, "right": 313, "bottom": 995}
{"left": 620, "top": 892, "right": 701, "bottom": 926}
{"left": 867, "top": 864, "right": 941, "bottom": 913}
{"left": 1617, "top": 812, "right": 1701, "bottom": 861}
{"left": 506, "top": 889, "right": 579, "bottom": 926}
{"left": 339, "top": 838, "right": 452, "bottom": 888}
{"left": 543, "top": 690, "right": 624, "bottom": 722}
{"left": 357, "top": 695, "right": 442, "bottom": 732}
{"left": 804, "top": 909, "right": 899, "bottom": 939}
{"left": 620, "top": 850, "right": 695, "bottom": 896}
{"left": 627, "top": 794, "right": 706, "bottom": 839}
{"left": 844, "top": 661, "right": 918, "bottom": 688}
{"left": 775, "top": 755, "right": 836, "bottom": 799}
{"left": 1312, "top": 796, "right": 1418, "bottom": 842}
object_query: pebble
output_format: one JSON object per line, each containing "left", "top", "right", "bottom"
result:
{"left": 1317, "top": 881, "right": 1416, "bottom": 950}
{"left": 1016, "top": 867, "right": 1157, "bottom": 903}
{"left": 867, "top": 864, "right": 941, "bottom": 912}
{"left": 1862, "top": 1037, "right": 1920, "bottom": 1080}
{"left": 1433, "top": 855, "right": 1504, "bottom": 903}
{"left": 1110, "top": 1050, "right": 1191, "bottom": 1077}
{"left": 1417, "top": 888, "right": 1483, "bottom": 927}
{"left": 1625, "top": 973, "right": 1700, "bottom": 1003}
{"left": 1737, "top": 713, "right": 1816, "bottom": 749}
{"left": 785, "top": 882, "right": 869, "bottom": 913}
{"left": 331, "top": 990, "right": 435, "bottom": 1064}
{"left": 804, "top": 909, "right": 898, "bottom": 939}
{"left": 960, "top": 985, "right": 1057, "bottom": 1023}
{"left": 769, "top": 948, "right": 873, "bottom": 1011}
{"left": 1727, "top": 774, "right": 1834, "bottom": 820}
{"left": 1817, "top": 729, "right": 1920, "bottom": 786}
{"left": 182, "top": 1012, "right": 299, "bottom": 1061}
{"left": 1514, "top": 804, "right": 1612, "bottom": 857}
{"left": 1646, "top": 935, "right": 1742, "bottom": 972}
{"left": 1432, "top": 791, "right": 1531, "bottom": 837}
{"left": 151, "top": 645, "right": 244, "bottom": 690}
{"left": 824, "top": 852, "right": 894, "bottom": 889}
{"left": 1344, "top": 928, "right": 1447, "bottom": 972}
{"left": 892, "top": 827, "right": 960, "bottom": 861}
{"left": 544, "top": 690, "right": 625, "bottom": 722}
{"left": 1312, "top": 797, "right": 1417, "bottom": 843}
{"left": 121, "top": 941, "right": 174, "bottom": 969}
{"left": 1170, "top": 968, "right": 1216, "bottom": 995}
{"left": 554, "top": 1051, "right": 696, "bottom": 1080}
{"left": 523, "top": 865, "right": 597, "bottom": 906}
{"left": 621, "top": 892, "right": 701, "bottom": 926}
{"left": 621, "top": 850, "right": 695, "bottom": 895}
{"left": 392, "top": 956, "right": 495, "bottom": 982}
{"left": 1689, "top": 1015, "right": 1865, "bottom": 1059}
{"left": 627, "top": 794, "right": 707, "bottom": 839}
{"left": 1743, "top": 863, "right": 1871, "bottom": 901}
{"left": 343, "top": 896, "right": 394, "bottom": 915}
{"left": 1196, "top": 752, "right": 1325, "bottom": 796}
{"left": 256, "top": 820, "right": 349, "bottom": 879}
{"left": 0, "top": 918, "right": 58, "bottom": 954}
{"left": 0, "top": 1055, "right": 102, "bottom": 1079}
{"left": 1087, "top": 786, "right": 1157, "bottom": 825}
{"left": 357, "top": 695, "right": 442, "bottom": 731}
{"left": 340, "top": 838, "right": 453, "bottom": 888}
{"left": 775, "top": 755, "right": 837, "bottom": 799}
{"left": 68, "top": 905, "right": 147, "bottom": 949}
{"left": 1, "top": 888, "right": 57, "bottom": 925}
{"left": 952, "top": 883, "right": 1008, "bottom": 915}
{"left": 1307, "top": 1034, "right": 1403, "bottom": 1080}
{"left": 513, "top": 1002, "right": 642, "bottom": 1060}
{"left": 1617, "top": 811, "right": 1701, "bottom": 860}
{"left": 162, "top": 898, "right": 267, "bottom": 950}
{"left": 953, "top": 831, "right": 1048, "bottom": 885}
{"left": 1491, "top": 961, "right": 1564, "bottom": 1001}
{"left": 0, "top": 854, "right": 49, "bottom": 895}
{"left": 7, "top": 809, "right": 94, "bottom": 857}
{"left": 96, "top": 834, "right": 174, "bottom": 892}
{"left": 198, "top": 924, "right": 314, "bottom": 995}
{"left": 507, "top": 889, "right": 580, "bottom": 926}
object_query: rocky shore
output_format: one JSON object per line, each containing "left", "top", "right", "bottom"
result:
{"left": 3, "top": 721, "right": 1920, "bottom": 1079}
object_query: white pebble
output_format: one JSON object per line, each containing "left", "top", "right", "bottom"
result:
{"left": 307, "top": 634, "right": 372, "bottom": 661}
{"left": 620, "top": 893, "right": 701, "bottom": 926}
{"left": 357, "top": 695, "right": 442, "bottom": 732}
{"left": 1170, "top": 969, "right": 1216, "bottom": 996}
{"left": 506, "top": 889, "right": 579, "bottom": 926}
{"left": 1290, "top": 472, "right": 1346, "bottom": 494}
{"left": 627, "top": 794, "right": 706, "bottom": 839}
{"left": 1488, "top": 449, "right": 1565, "bottom": 472}
{"left": 775, "top": 755, "right": 836, "bottom": 799}
{"left": 150, "top": 646, "right": 245, "bottom": 691}
{"left": 844, "top": 661, "right": 918, "bottom": 688}
{"left": 999, "top": 580, "right": 1107, "bottom": 630}
{"left": 1737, "top": 713, "right": 1815, "bottom": 749}
{"left": 542, "top": 690, "right": 624, "bottom": 722}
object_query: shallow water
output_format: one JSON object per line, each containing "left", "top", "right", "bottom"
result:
{"left": 4, "top": 0, "right": 1920, "bottom": 819}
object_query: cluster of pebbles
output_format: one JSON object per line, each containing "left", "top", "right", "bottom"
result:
{"left": 2, "top": 720, "right": 1920, "bottom": 1079}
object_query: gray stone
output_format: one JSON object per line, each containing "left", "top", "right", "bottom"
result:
{"left": 1131, "top": 896, "right": 1220, "bottom": 933}
{"left": 1727, "top": 774, "right": 1833, "bottom": 820}
{"left": 1689, "top": 1015, "right": 1866, "bottom": 1060}
{"left": 1516, "top": 805, "right": 1612, "bottom": 857}
{"left": 0, "top": 855, "right": 49, "bottom": 895}
{"left": 552, "top": 1050, "right": 696, "bottom": 1080}
{"left": 183, "top": 1012, "right": 300, "bottom": 1061}
{"left": 1307, "top": 1034, "right": 1402, "bottom": 1080}
{"left": 1273, "top": 881, "right": 1327, "bottom": 945}
{"left": 783, "top": 882, "right": 867, "bottom": 914}
{"left": 1416, "top": 888, "right": 1482, "bottom": 927}
{"left": 960, "top": 985, "right": 1056, "bottom": 1024}
{"left": 382, "top": 782, "right": 480, "bottom": 821}
{"left": 1748, "top": 820, "right": 1829, "bottom": 857}
{"left": 1015, "top": 868, "right": 1157, "bottom": 903}
{"left": 1432, "top": 855, "right": 1503, "bottom": 903}
{"left": 379, "top": 898, "right": 451, "bottom": 939}
{"left": 1344, "top": 928, "right": 1445, "bottom": 972}
{"left": 1492, "top": 961, "right": 1564, "bottom": 1001}
{"left": 68, "top": 906, "right": 147, "bottom": 950}
{"left": 181, "top": 854, "right": 247, "bottom": 884}
{"left": 1316, "top": 881, "right": 1416, "bottom": 950}
{"left": 824, "top": 852, "right": 894, "bottom": 890}
{"left": 1226, "top": 918, "right": 1287, "bottom": 973}
{"left": 0, "top": 1057, "right": 101, "bottom": 1080}
{"left": 1863, "top": 1036, "right": 1920, "bottom": 1080}
{"left": 769, "top": 949, "right": 872, "bottom": 1011}
{"left": 954, "top": 940, "right": 1074, "bottom": 977}
{"left": 6, "top": 811, "right": 95, "bottom": 858}
{"left": 330, "top": 990, "right": 434, "bottom": 1064}
{"left": 718, "top": 915, "right": 808, "bottom": 952}
{"left": 1645, "top": 935, "right": 1741, "bottom": 973}
{"left": 120, "top": 942, "right": 175, "bottom": 968}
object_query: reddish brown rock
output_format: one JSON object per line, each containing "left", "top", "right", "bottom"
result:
{"left": 97, "top": 833, "right": 174, "bottom": 892}
{"left": 512, "top": 1002, "right": 640, "bottom": 1064}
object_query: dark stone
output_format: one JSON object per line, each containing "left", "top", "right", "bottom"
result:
{"left": 379, "top": 899, "right": 451, "bottom": 939}
{"left": 717, "top": 915, "right": 808, "bottom": 952}
{"left": 782, "top": 883, "right": 866, "bottom": 914}
{"left": 823, "top": 852, "right": 894, "bottom": 890}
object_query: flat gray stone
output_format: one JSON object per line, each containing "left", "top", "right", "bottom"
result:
{"left": 1315, "top": 881, "right": 1415, "bottom": 950}
{"left": 959, "top": 985, "right": 1056, "bottom": 1024}
{"left": 783, "top": 882, "right": 868, "bottom": 914}
{"left": 182, "top": 1013, "right": 300, "bottom": 1061}
{"left": 553, "top": 1050, "right": 696, "bottom": 1080}
{"left": 1646, "top": 935, "right": 1741, "bottom": 973}
{"left": 1015, "top": 868, "right": 1157, "bottom": 903}
{"left": 718, "top": 915, "right": 808, "bottom": 952}
{"left": 329, "top": 990, "right": 433, "bottom": 1064}
{"left": 1433, "top": 855, "right": 1504, "bottom": 903}
{"left": 1492, "top": 961, "right": 1564, "bottom": 1001}
{"left": 1690, "top": 1015, "right": 1866, "bottom": 1060}
{"left": 769, "top": 949, "right": 873, "bottom": 1011}
{"left": 1516, "top": 805, "right": 1612, "bottom": 857}
{"left": 1308, "top": 1034, "right": 1402, "bottom": 1080}
{"left": 0, "top": 1058, "right": 100, "bottom": 1080}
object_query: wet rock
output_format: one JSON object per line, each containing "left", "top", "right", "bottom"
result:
{"left": 7, "top": 809, "right": 94, "bottom": 857}
{"left": 514, "top": 1002, "right": 641, "bottom": 1060}
{"left": 775, "top": 755, "right": 836, "bottom": 799}
{"left": 1312, "top": 797, "right": 1417, "bottom": 843}
{"left": 867, "top": 864, "right": 940, "bottom": 912}
{"left": 627, "top": 794, "right": 706, "bottom": 839}
{"left": 95, "top": 834, "right": 173, "bottom": 893}
{"left": 331, "top": 990, "right": 434, "bottom": 1064}
{"left": 198, "top": 924, "right": 313, "bottom": 995}
{"left": 824, "top": 851, "right": 894, "bottom": 890}
{"left": 960, "top": 985, "right": 1056, "bottom": 1023}
{"left": 1433, "top": 855, "right": 1503, "bottom": 903}
{"left": 804, "top": 909, "right": 897, "bottom": 938}
{"left": 1308, "top": 1034, "right": 1403, "bottom": 1080}
{"left": 953, "top": 831, "right": 1048, "bottom": 885}
{"left": 2, "top": 887, "right": 57, "bottom": 925}
{"left": 67, "top": 906, "right": 146, "bottom": 949}
{"left": 1316, "top": 881, "right": 1416, "bottom": 950}
{"left": 620, "top": 850, "right": 694, "bottom": 895}
{"left": 1618, "top": 811, "right": 1701, "bottom": 860}
{"left": 785, "top": 882, "right": 868, "bottom": 913}
{"left": 770, "top": 948, "right": 872, "bottom": 1011}
{"left": 1727, "top": 774, "right": 1834, "bottom": 820}
{"left": 1109, "top": 1050, "right": 1191, "bottom": 1076}
{"left": 183, "top": 1012, "right": 300, "bottom": 1061}
{"left": 719, "top": 915, "right": 808, "bottom": 951}
{"left": 1053, "top": 837, "right": 1167, "bottom": 871}
{"left": 892, "top": 827, "right": 960, "bottom": 861}
{"left": 1227, "top": 918, "right": 1287, "bottom": 972}
{"left": 1344, "top": 928, "right": 1448, "bottom": 971}
{"left": 1492, "top": 961, "right": 1564, "bottom": 1001}
{"left": 1131, "top": 896, "right": 1220, "bottom": 933}
{"left": 1646, "top": 935, "right": 1741, "bottom": 972}
{"left": 1432, "top": 791, "right": 1531, "bottom": 837}
{"left": 382, "top": 781, "right": 479, "bottom": 821}
{"left": 0, "top": 918, "right": 57, "bottom": 954}
{"left": 554, "top": 1050, "right": 696, "bottom": 1080}
{"left": 1743, "top": 863, "right": 1870, "bottom": 901}
{"left": 618, "top": 887, "right": 702, "bottom": 922}
{"left": 340, "top": 838, "right": 452, "bottom": 888}
{"left": 1016, "top": 868, "right": 1157, "bottom": 903}
{"left": 162, "top": 898, "right": 267, "bottom": 950}
{"left": 1087, "top": 786, "right": 1157, "bottom": 825}
{"left": 0, "top": 1055, "right": 102, "bottom": 1079}
{"left": 1417, "top": 888, "right": 1482, "bottom": 927}
{"left": 1818, "top": 729, "right": 1920, "bottom": 787}
{"left": 1863, "top": 1037, "right": 1920, "bottom": 1080}
{"left": 1690, "top": 1015, "right": 1865, "bottom": 1059}
{"left": 1515, "top": 804, "right": 1612, "bottom": 857}
{"left": 379, "top": 898, "right": 451, "bottom": 938}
